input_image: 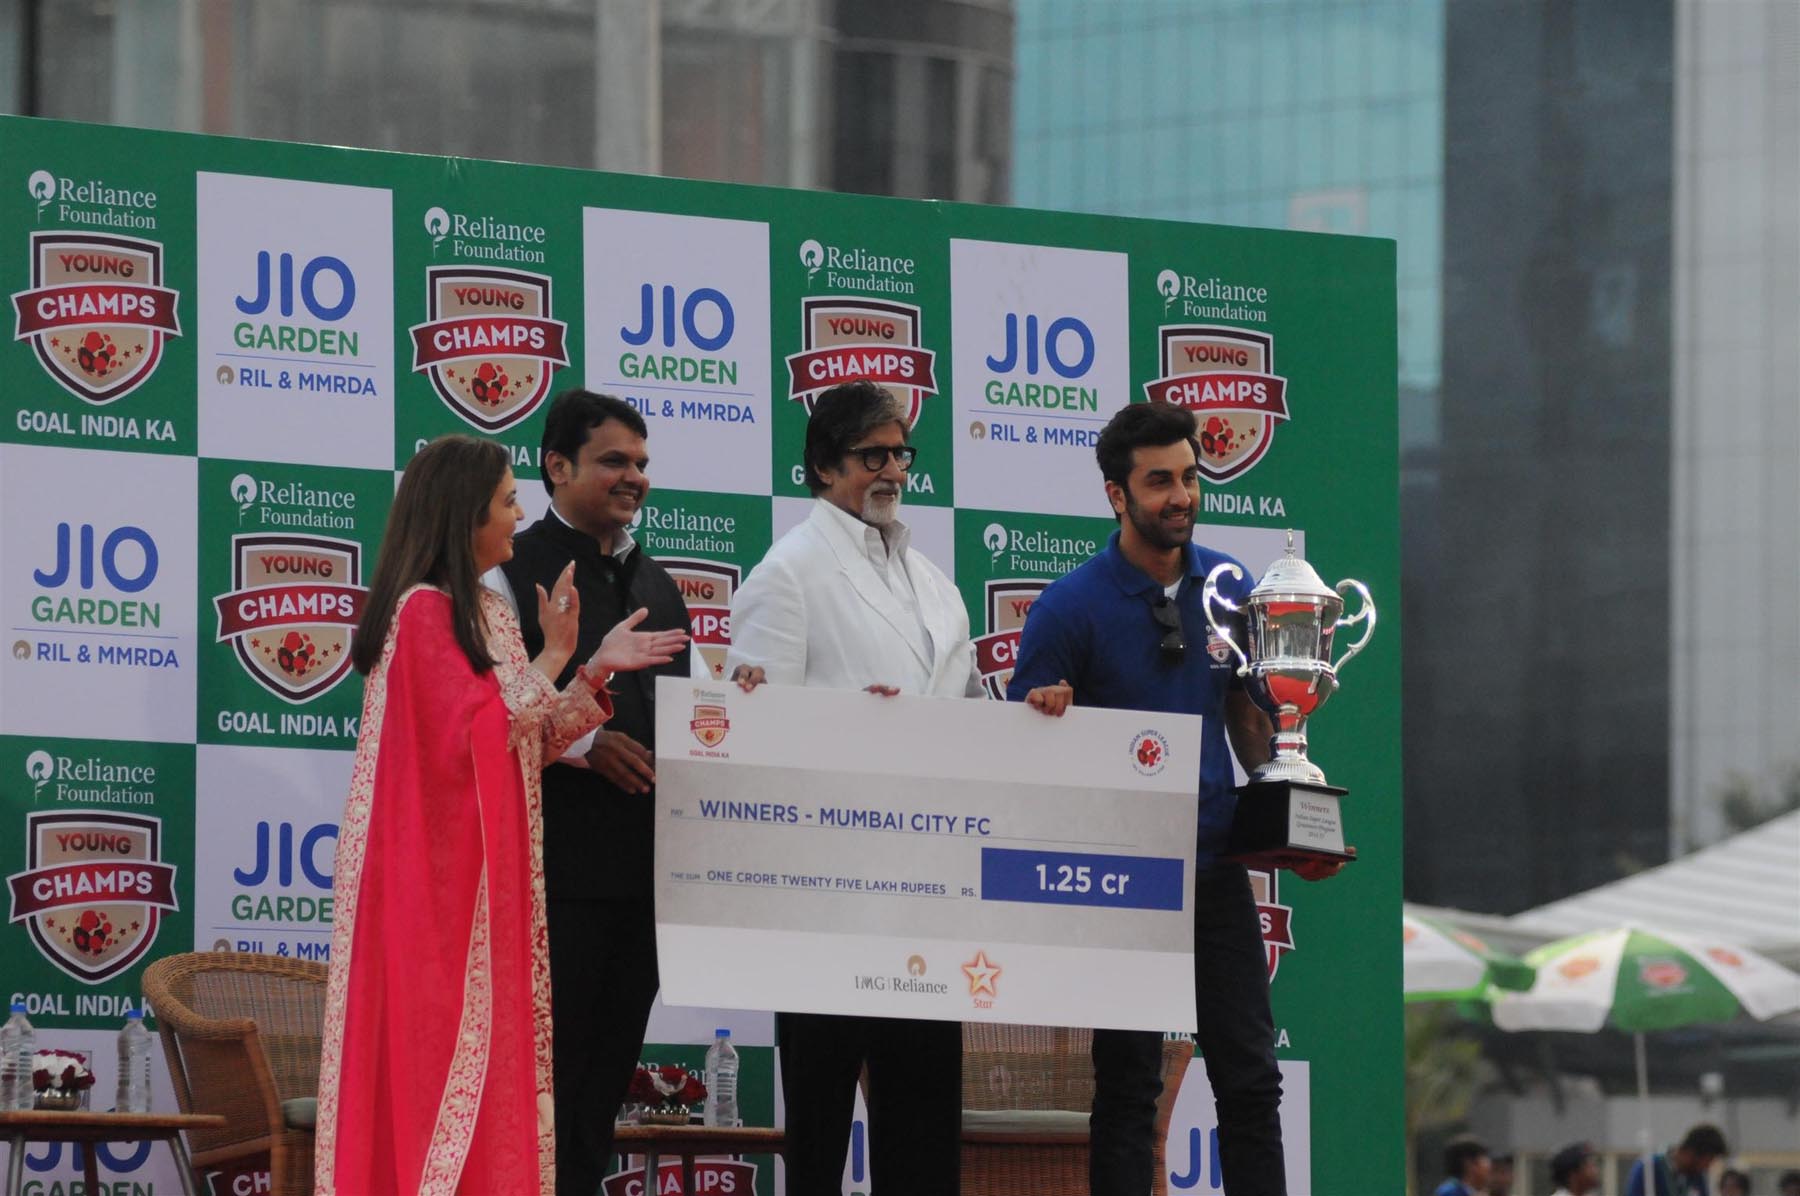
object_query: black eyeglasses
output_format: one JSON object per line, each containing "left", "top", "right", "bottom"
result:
{"left": 1151, "top": 595, "right": 1185, "bottom": 662}
{"left": 846, "top": 445, "right": 918, "bottom": 472}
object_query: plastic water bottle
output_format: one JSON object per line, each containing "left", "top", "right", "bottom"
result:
{"left": 115, "top": 1009, "right": 152, "bottom": 1113}
{"left": 702, "top": 1028, "right": 739, "bottom": 1127}
{"left": 1, "top": 1002, "right": 34, "bottom": 1111}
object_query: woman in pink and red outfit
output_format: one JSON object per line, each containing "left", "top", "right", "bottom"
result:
{"left": 315, "top": 435, "right": 686, "bottom": 1196}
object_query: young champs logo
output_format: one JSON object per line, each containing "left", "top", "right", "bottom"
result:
{"left": 690, "top": 704, "right": 729, "bottom": 748}
{"left": 660, "top": 557, "right": 739, "bottom": 680}
{"left": 12, "top": 231, "right": 182, "bottom": 404}
{"left": 973, "top": 574, "right": 1049, "bottom": 699}
{"left": 1249, "top": 868, "right": 1296, "bottom": 980}
{"left": 213, "top": 533, "right": 366, "bottom": 702}
{"left": 786, "top": 296, "right": 938, "bottom": 426}
{"left": 602, "top": 1160, "right": 756, "bottom": 1196}
{"left": 1143, "top": 324, "right": 1290, "bottom": 483}
{"left": 6, "top": 810, "right": 179, "bottom": 983}
{"left": 409, "top": 265, "right": 569, "bottom": 431}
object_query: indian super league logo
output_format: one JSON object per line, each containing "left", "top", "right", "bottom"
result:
{"left": 1156, "top": 268, "right": 1182, "bottom": 314}
{"left": 230, "top": 473, "right": 258, "bottom": 523}
{"left": 27, "top": 170, "right": 56, "bottom": 219}
{"left": 424, "top": 206, "right": 450, "bottom": 254}
{"left": 26, "top": 751, "right": 54, "bottom": 800}
{"left": 799, "top": 238, "right": 825, "bottom": 284}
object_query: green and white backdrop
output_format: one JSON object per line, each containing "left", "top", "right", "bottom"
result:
{"left": 0, "top": 114, "right": 1401, "bottom": 1195}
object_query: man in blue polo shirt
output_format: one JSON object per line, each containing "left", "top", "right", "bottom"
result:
{"left": 1010, "top": 401, "right": 1336, "bottom": 1196}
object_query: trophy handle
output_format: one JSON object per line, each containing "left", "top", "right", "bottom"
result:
{"left": 1331, "top": 579, "right": 1377, "bottom": 674}
{"left": 1201, "top": 563, "right": 1251, "bottom": 676}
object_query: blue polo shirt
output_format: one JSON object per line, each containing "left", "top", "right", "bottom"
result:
{"left": 1006, "top": 530, "right": 1254, "bottom": 862}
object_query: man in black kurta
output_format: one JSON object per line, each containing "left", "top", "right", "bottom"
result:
{"left": 495, "top": 389, "right": 692, "bottom": 1196}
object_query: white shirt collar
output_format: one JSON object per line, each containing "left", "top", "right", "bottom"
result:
{"left": 812, "top": 496, "right": 911, "bottom": 563}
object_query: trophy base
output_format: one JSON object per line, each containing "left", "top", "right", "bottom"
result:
{"left": 1226, "top": 780, "right": 1356, "bottom": 872}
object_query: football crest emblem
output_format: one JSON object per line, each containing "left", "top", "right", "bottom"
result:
{"left": 973, "top": 578, "right": 1049, "bottom": 698}
{"left": 786, "top": 297, "right": 938, "bottom": 425}
{"left": 690, "top": 704, "right": 730, "bottom": 747}
{"left": 663, "top": 558, "right": 740, "bottom": 680}
{"left": 1143, "top": 325, "right": 1289, "bottom": 483}
{"left": 409, "top": 266, "right": 569, "bottom": 431}
{"left": 6, "top": 810, "right": 179, "bottom": 983}
{"left": 12, "top": 231, "right": 182, "bottom": 404}
{"left": 1248, "top": 868, "right": 1296, "bottom": 981}
{"left": 213, "top": 534, "right": 366, "bottom": 702}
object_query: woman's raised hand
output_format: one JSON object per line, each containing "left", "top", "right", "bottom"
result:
{"left": 588, "top": 607, "right": 689, "bottom": 676}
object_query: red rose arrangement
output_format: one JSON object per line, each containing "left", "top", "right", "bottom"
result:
{"left": 33, "top": 1049, "right": 96, "bottom": 1098}
{"left": 626, "top": 1062, "right": 706, "bottom": 1117}
{"left": 30, "top": 1044, "right": 95, "bottom": 1109}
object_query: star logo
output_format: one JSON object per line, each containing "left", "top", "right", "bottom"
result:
{"left": 961, "top": 950, "right": 1002, "bottom": 998}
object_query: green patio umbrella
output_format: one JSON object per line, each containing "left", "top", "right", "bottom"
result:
{"left": 1488, "top": 925, "right": 1800, "bottom": 1191}
{"left": 1402, "top": 909, "right": 1535, "bottom": 1001}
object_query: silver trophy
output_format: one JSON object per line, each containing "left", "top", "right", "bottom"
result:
{"left": 1201, "top": 532, "right": 1376, "bottom": 865}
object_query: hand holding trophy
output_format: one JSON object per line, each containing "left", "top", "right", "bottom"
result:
{"left": 1202, "top": 531, "right": 1376, "bottom": 872}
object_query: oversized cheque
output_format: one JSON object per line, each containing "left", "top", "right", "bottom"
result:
{"left": 654, "top": 676, "right": 1202, "bottom": 1031}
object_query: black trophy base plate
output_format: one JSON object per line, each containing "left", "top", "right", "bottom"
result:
{"left": 1226, "top": 779, "right": 1357, "bottom": 872}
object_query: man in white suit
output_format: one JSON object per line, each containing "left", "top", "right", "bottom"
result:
{"left": 727, "top": 379, "right": 977, "bottom": 1195}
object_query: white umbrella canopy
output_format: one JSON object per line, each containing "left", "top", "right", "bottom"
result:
{"left": 1402, "top": 909, "right": 1534, "bottom": 1001}
{"left": 1488, "top": 925, "right": 1800, "bottom": 1189}
{"left": 1489, "top": 925, "right": 1800, "bottom": 1034}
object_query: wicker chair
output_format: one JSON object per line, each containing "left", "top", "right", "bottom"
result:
{"left": 141, "top": 953, "right": 326, "bottom": 1196}
{"left": 961, "top": 1024, "right": 1192, "bottom": 1196}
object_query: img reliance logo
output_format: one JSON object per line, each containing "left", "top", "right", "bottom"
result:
{"left": 409, "top": 265, "right": 569, "bottom": 432}
{"left": 11, "top": 231, "right": 183, "bottom": 404}
{"left": 6, "top": 810, "right": 179, "bottom": 983}
{"left": 1144, "top": 324, "right": 1290, "bottom": 484}
{"left": 213, "top": 530, "right": 367, "bottom": 703}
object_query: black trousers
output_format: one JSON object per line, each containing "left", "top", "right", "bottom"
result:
{"left": 1090, "top": 861, "right": 1286, "bottom": 1196}
{"left": 548, "top": 896, "right": 661, "bottom": 1196}
{"left": 777, "top": 1011, "right": 962, "bottom": 1196}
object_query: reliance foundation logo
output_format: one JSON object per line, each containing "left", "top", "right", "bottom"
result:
{"left": 20, "top": 749, "right": 157, "bottom": 807}
{"left": 797, "top": 236, "right": 918, "bottom": 296}
{"left": 213, "top": 533, "right": 367, "bottom": 702}
{"left": 24, "top": 168, "right": 159, "bottom": 230}
{"left": 1144, "top": 324, "right": 1290, "bottom": 484}
{"left": 422, "top": 204, "right": 548, "bottom": 264}
{"left": 6, "top": 810, "right": 179, "bottom": 983}
{"left": 12, "top": 231, "right": 182, "bottom": 404}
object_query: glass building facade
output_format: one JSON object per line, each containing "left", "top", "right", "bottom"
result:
{"left": 1014, "top": 0, "right": 1797, "bottom": 913}
{"left": 0, "top": 0, "right": 1014, "bottom": 203}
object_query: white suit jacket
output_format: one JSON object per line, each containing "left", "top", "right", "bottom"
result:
{"left": 726, "top": 501, "right": 981, "bottom": 697}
